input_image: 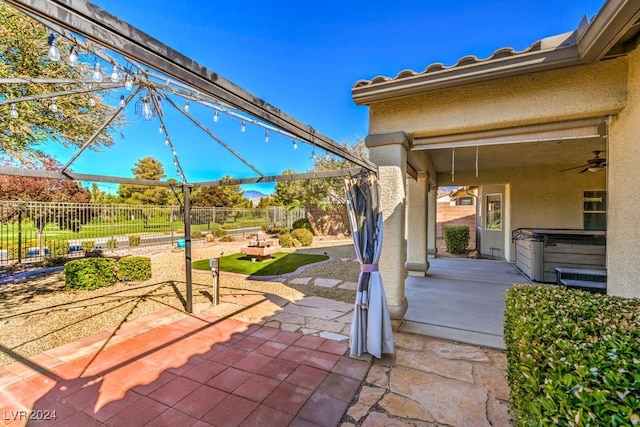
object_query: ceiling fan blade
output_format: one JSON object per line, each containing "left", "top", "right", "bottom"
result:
{"left": 559, "top": 164, "right": 588, "bottom": 172}
{"left": 579, "top": 167, "right": 589, "bottom": 173}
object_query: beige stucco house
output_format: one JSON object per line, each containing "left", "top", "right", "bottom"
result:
{"left": 352, "top": 0, "right": 640, "bottom": 319}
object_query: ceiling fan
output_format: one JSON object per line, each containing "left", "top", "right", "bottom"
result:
{"left": 560, "top": 151, "right": 607, "bottom": 173}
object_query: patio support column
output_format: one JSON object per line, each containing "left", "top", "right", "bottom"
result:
{"left": 365, "top": 131, "right": 409, "bottom": 320}
{"left": 427, "top": 185, "right": 437, "bottom": 258}
{"left": 406, "top": 172, "right": 429, "bottom": 276}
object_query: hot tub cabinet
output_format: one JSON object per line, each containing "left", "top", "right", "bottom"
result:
{"left": 513, "top": 228, "right": 606, "bottom": 283}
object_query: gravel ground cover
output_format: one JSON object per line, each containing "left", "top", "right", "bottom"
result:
{"left": 0, "top": 237, "right": 358, "bottom": 367}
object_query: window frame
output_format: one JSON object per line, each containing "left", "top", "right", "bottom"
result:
{"left": 485, "top": 193, "right": 502, "bottom": 231}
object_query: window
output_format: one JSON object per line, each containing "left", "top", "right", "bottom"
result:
{"left": 583, "top": 190, "right": 606, "bottom": 230}
{"left": 456, "top": 197, "right": 473, "bottom": 206}
{"left": 485, "top": 194, "right": 502, "bottom": 230}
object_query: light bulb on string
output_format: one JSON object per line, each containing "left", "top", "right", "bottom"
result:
{"left": 124, "top": 74, "right": 134, "bottom": 90}
{"left": 110, "top": 65, "right": 120, "bottom": 83}
{"left": 241, "top": 121, "right": 246, "bottom": 132}
{"left": 159, "top": 125, "right": 164, "bottom": 134}
{"left": 165, "top": 138, "right": 169, "bottom": 145}
{"left": 67, "top": 46, "right": 78, "bottom": 67}
{"left": 184, "top": 100, "right": 190, "bottom": 112}
{"left": 265, "top": 131, "right": 269, "bottom": 142}
{"left": 119, "top": 95, "right": 126, "bottom": 108}
{"left": 173, "top": 159, "right": 178, "bottom": 167}
{"left": 47, "top": 34, "right": 60, "bottom": 62}
{"left": 50, "top": 99, "right": 58, "bottom": 112}
{"left": 92, "top": 63, "right": 103, "bottom": 83}
{"left": 213, "top": 110, "right": 219, "bottom": 122}
{"left": 9, "top": 104, "right": 18, "bottom": 119}
{"left": 293, "top": 140, "right": 298, "bottom": 150}
{"left": 88, "top": 96, "right": 96, "bottom": 107}
{"left": 142, "top": 98, "right": 153, "bottom": 120}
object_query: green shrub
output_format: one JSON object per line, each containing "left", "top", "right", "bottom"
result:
{"left": 444, "top": 225, "right": 469, "bottom": 254}
{"left": 64, "top": 258, "right": 118, "bottom": 290}
{"left": 82, "top": 240, "right": 95, "bottom": 252}
{"left": 219, "top": 235, "right": 235, "bottom": 242}
{"left": 279, "top": 234, "right": 294, "bottom": 248}
{"left": 128, "top": 235, "right": 141, "bottom": 247}
{"left": 117, "top": 256, "right": 151, "bottom": 282}
{"left": 41, "top": 256, "right": 68, "bottom": 267}
{"left": 504, "top": 284, "right": 640, "bottom": 426}
{"left": 213, "top": 228, "right": 227, "bottom": 238}
{"left": 191, "top": 230, "right": 202, "bottom": 239}
{"left": 274, "top": 227, "right": 291, "bottom": 235}
{"left": 292, "top": 218, "right": 312, "bottom": 232}
{"left": 107, "top": 238, "right": 118, "bottom": 249}
{"left": 45, "top": 239, "right": 69, "bottom": 256}
{"left": 290, "top": 228, "right": 313, "bottom": 246}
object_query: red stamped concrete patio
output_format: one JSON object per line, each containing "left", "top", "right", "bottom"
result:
{"left": 0, "top": 309, "right": 369, "bottom": 427}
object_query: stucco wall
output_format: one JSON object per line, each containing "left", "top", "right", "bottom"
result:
{"left": 368, "top": 58, "right": 627, "bottom": 137}
{"left": 607, "top": 47, "right": 640, "bottom": 298}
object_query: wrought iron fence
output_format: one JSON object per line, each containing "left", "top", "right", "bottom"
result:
{"left": 0, "top": 201, "right": 305, "bottom": 264}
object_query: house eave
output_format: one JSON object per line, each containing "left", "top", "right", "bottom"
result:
{"left": 352, "top": 45, "right": 582, "bottom": 105}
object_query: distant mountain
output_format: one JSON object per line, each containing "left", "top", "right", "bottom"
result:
{"left": 243, "top": 190, "right": 269, "bottom": 206}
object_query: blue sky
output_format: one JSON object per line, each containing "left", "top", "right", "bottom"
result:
{"left": 46, "top": 0, "right": 604, "bottom": 195}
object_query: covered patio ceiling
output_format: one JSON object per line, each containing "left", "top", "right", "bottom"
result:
{"left": 407, "top": 118, "right": 608, "bottom": 178}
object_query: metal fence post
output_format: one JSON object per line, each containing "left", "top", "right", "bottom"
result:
{"left": 17, "top": 203, "right": 23, "bottom": 264}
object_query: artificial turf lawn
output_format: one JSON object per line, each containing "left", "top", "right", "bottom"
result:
{"left": 192, "top": 252, "right": 329, "bottom": 276}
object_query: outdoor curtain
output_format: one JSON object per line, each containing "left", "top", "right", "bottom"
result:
{"left": 344, "top": 171, "right": 394, "bottom": 358}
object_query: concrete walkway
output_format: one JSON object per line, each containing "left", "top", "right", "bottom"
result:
{"left": 401, "top": 258, "right": 531, "bottom": 349}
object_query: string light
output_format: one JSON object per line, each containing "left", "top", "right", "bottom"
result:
{"left": 67, "top": 46, "right": 78, "bottom": 66}
{"left": 110, "top": 65, "right": 120, "bottom": 83}
{"left": 124, "top": 74, "right": 134, "bottom": 90}
{"left": 264, "top": 131, "right": 269, "bottom": 142}
{"left": 92, "top": 63, "right": 103, "bottom": 83}
{"left": 47, "top": 33, "right": 60, "bottom": 62}
{"left": 9, "top": 104, "right": 18, "bottom": 119}
{"left": 184, "top": 100, "right": 190, "bottom": 112}
{"left": 50, "top": 98, "right": 58, "bottom": 112}
{"left": 119, "top": 95, "right": 126, "bottom": 108}
{"left": 213, "top": 110, "right": 219, "bottom": 122}
{"left": 165, "top": 138, "right": 169, "bottom": 145}
{"left": 241, "top": 121, "right": 246, "bottom": 132}
{"left": 159, "top": 125, "right": 164, "bottom": 134}
{"left": 88, "top": 96, "right": 96, "bottom": 107}
{"left": 293, "top": 140, "right": 298, "bottom": 150}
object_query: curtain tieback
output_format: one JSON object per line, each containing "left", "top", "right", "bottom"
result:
{"left": 361, "top": 263, "right": 379, "bottom": 273}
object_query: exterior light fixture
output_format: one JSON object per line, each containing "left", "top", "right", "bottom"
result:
{"left": 110, "top": 65, "right": 120, "bottom": 83}
{"left": 92, "top": 63, "right": 103, "bottom": 83}
{"left": 241, "top": 121, "right": 246, "bottom": 132}
{"left": 50, "top": 99, "right": 58, "bottom": 112}
{"left": 47, "top": 34, "right": 60, "bottom": 62}
{"left": 135, "top": 95, "right": 155, "bottom": 120}
{"left": 293, "top": 140, "right": 298, "bottom": 150}
{"left": 119, "top": 95, "right": 126, "bottom": 108}
{"left": 9, "top": 104, "right": 18, "bottom": 119}
{"left": 213, "top": 110, "right": 219, "bottom": 122}
{"left": 159, "top": 125, "right": 164, "bottom": 134}
{"left": 165, "top": 138, "right": 169, "bottom": 145}
{"left": 88, "top": 96, "right": 96, "bottom": 107}
{"left": 67, "top": 46, "right": 78, "bottom": 66}
{"left": 124, "top": 74, "right": 134, "bottom": 90}
{"left": 184, "top": 100, "right": 190, "bottom": 112}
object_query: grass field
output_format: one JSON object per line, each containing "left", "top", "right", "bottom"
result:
{"left": 192, "top": 252, "right": 329, "bottom": 276}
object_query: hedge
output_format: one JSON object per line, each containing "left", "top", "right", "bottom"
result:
{"left": 504, "top": 284, "right": 640, "bottom": 426}
{"left": 118, "top": 256, "right": 151, "bottom": 282}
{"left": 279, "top": 234, "right": 294, "bottom": 248}
{"left": 290, "top": 228, "right": 313, "bottom": 246}
{"left": 443, "top": 225, "right": 469, "bottom": 254}
{"left": 64, "top": 258, "right": 118, "bottom": 290}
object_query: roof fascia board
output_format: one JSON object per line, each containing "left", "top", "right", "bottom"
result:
{"left": 577, "top": 0, "right": 640, "bottom": 62}
{"left": 5, "top": 0, "right": 376, "bottom": 172}
{"left": 352, "top": 45, "right": 581, "bottom": 105}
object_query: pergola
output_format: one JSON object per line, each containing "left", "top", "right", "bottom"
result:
{"left": 1, "top": 1, "right": 391, "bottom": 357}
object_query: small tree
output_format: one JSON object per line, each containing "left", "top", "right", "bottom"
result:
{"left": 444, "top": 226, "right": 470, "bottom": 254}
